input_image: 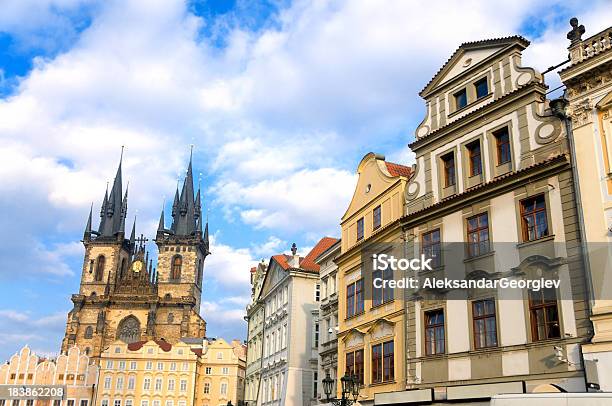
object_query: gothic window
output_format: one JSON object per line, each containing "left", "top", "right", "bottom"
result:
{"left": 84, "top": 326, "right": 93, "bottom": 339}
{"left": 95, "top": 255, "right": 105, "bottom": 281}
{"left": 117, "top": 316, "right": 141, "bottom": 344}
{"left": 167, "top": 313, "right": 174, "bottom": 323}
{"left": 171, "top": 255, "right": 182, "bottom": 279}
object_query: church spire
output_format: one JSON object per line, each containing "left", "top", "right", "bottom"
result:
{"left": 97, "top": 148, "right": 128, "bottom": 238}
{"left": 129, "top": 216, "right": 136, "bottom": 247}
{"left": 84, "top": 203, "right": 93, "bottom": 241}
{"left": 171, "top": 148, "right": 197, "bottom": 236}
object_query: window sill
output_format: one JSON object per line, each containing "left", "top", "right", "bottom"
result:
{"left": 464, "top": 250, "right": 495, "bottom": 263}
{"left": 371, "top": 300, "right": 395, "bottom": 310}
{"left": 370, "top": 380, "right": 395, "bottom": 387}
{"left": 517, "top": 234, "right": 555, "bottom": 248}
{"left": 345, "top": 311, "right": 365, "bottom": 321}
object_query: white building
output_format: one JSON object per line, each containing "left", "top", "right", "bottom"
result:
{"left": 257, "top": 238, "right": 338, "bottom": 406}
{"left": 245, "top": 261, "right": 268, "bottom": 404}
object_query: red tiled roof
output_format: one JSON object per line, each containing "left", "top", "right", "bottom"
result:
{"left": 190, "top": 348, "right": 203, "bottom": 357}
{"left": 250, "top": 266, "right": 256, "bottom": 273}
{"left": 127, "top": 341, "right": 147, "bottom": 351}
{"left": 385, "top": 162, "right": 412, "bottom": 178}
{"left": 154, "top": 339, "right": 172, "bottom": 352}
{"left": 271, "top": 254, "right": 292, "bottom": 270}
{"left": 300, "top": 237, "right": 340, "bottom": 272}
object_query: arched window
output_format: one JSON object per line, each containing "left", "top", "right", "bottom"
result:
{"left": 171, "top": 255, "right": 182, "bottom": 279}
{"left": 117, "top": 316, "right": 141, "bottom": 344}
{"left": 95, "top": 255, "right": 105, "bottom": 281}
{"left": 84, "top": 326, "right": 93, "bottom": 339}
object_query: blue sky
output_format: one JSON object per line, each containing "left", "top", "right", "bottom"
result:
{"left": 0, "top": 0, "right": 610, "bottom": 361}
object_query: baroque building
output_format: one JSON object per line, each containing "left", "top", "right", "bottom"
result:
{"left": 336, "top": 154, "right": 412, "bottom": 403}
{"left": 558, "top": 19, "right": 612, "bottom": 391}
{"left": 61, "top": 153, "right": 209, "bottom": 359}
{"left": 375, "top": 35, "right": 590, "bottom": 405}
{"left": 244, "top": 261, "right": 268, "bottom": 405}
{"left": 0, "top": 345, "right": 98, "bottom": 406}
{"left": 257, "top": 238, "right": 337, "bottom": 406}
{"left": 315, "top": 239, "right": 340, "bottom": 402}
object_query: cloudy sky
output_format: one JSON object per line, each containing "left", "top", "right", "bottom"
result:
{"left": 0, "top": 0, "right": 610, "bottom": 361}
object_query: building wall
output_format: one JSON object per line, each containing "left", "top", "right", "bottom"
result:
{"left": 559, "top": 23, "right": 612, "bottom": 391}
{"left": 0, "top": 346, "right": 98, "bottom": 406}
{"left": 195, "top": 339, "right": 246, "bottom": 406}
{"left": 97, "top": 341, "right": 197, "bottom": 406}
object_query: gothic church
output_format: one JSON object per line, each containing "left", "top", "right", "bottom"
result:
{"left": 61, "top": 153, "right": 209, "bottom": 359}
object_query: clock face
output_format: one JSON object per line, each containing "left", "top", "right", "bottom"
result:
{"left": 132, "top": 260, "right": 143, "bottom": 273}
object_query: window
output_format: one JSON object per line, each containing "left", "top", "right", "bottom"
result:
{"left": 372, "top": 340, "right": 395, "bottom": 383}
{"left": 152, "top": 401, "right": 160, "bottom": 406}
{"left": 454, "top": 88, "right": 467, "bottom": 110}
{"left": 314, "top": 322, "right": 319, "bottom": 347}
{"left": 315, "top": 283, "right": 320, "bottom": 302}
{"left": 346, "top": 279, "right": 364, "bottom": 318}
{"left": 442, "top": 152, "right": 455, "bottom": 187}
{"left": 357, "top": 217, "right": 364, "bottom": 241}
{"left": 145, "top": 361, "right": 152, "bottom": 370}
{"left": 155, "top": 378, "right": 162, "bottom": 391}
{"left": 116, "top": 376, "right": 124, "bottom": 390}
{"left": 95, "top": 255, "right": 105, "bottom": 281}
{"left": 313, "top": 371, "right": 318, "bottom": 398}
{"left": 372, "top": 267, "right": 393, "bottom": 307}
{"left": 474, "top": 77, "right": 489, "bottom": 99}
{"left": 156, "top": 362, "right": 163, "bottom": 371}
{"left": 84, "top": 326, "right": 93, "bottom": 339}
{"left": 182, "top": 362, "right": 188, "bottom": 371}
{"left": 422, "top": 229, "right": 441, "bottom": 268}
{"left": 168, "top": 379, "right": 175, "bottom": 391}
{"left": 467, "top": 140, "right": 482, "bottom": 176}
{"left": 217, "top": 352, "right": 223, "bottom": 359}
{"left": 345, "top": 349, "right": 364, "bottom": 385}
{"left": 205, "top": 366, "right": 212, "bottom": 374}
{"left": 171, "top": 255, "right": 182, "bottom": 279}
{"left": 125, "top": 401, "right": 132, "bottom": 406}
{"left": 529, "top": 288, "right": 560, "bottom": 340}
{"left": 203, "top": 382, "right": 210, "bottom": 394}
{"left": 114, "top": 401, "right": 120, "bottom": 406}
{"left": 494, "top": 127, "right": 511, "bottom": 164}
{"left": 180, "top": 379, "right": 187, "bottom": 392}
{"left": 101, "top": 401, "right": 108, "bottom": 406}
{"left": 467, "top": 212, "right": 489, "bottom": 257}
{"left": 222, "top": 367, "right": 229, "bottom": 375}
{"left": 106, "top": 361, "right": 113, "bottom": 369}
{"left": 141, "top": 401, "right": 148, "bottom": 406}
{"left": 128, "top": 376, "right": 135, "bottom": 390}
{"left": 130, "top": 361, "right": 136, "bottom": 370}
{"left": 104, "top": 376, "right": 112, "bottom": 389}
{"left": 143, "top": 378, "right": 151, "bottom": 390}
{"left": 165, "top": 401, "right": 172, "bottom": 406}
{"left": 220, "top": 383, "right": 228, "bottom": 395}
{"left": 26, "top": 401, "right": 34, "bottom": 406}
{"left": 170, "top": 362, "right": 176, "bottom": 371}
{"left": 118, "top": 361, "right": 125, "bottom": 370}
{"left": 520, "top": 194, "right": 549, "bottom": 241}
{"left": 373, "top": 205, "right": 381, "bottom": 230}
{"left": 473, "top": 299, "right": 498, "bottom": 348}
{"left": 425, "top": 309, "right": 445, "bottom": 355}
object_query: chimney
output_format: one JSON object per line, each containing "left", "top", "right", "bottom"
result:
{"left": 288, "top": 243, "right": 300, "bottom": 268}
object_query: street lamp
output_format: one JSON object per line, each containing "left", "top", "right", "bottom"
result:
{"left": 323, "top": 372, "right": 360, "bottom": 405}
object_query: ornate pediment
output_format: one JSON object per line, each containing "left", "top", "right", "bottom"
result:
{"left": 367, "top": 319, "right": 395, "bottom": 341}
{"left": 342, "top": 329, "right": 365, "bottom": 348}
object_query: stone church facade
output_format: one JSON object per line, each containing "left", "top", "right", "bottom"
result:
{"left": 61, "top": 153, "right": 209, "bottom": 360}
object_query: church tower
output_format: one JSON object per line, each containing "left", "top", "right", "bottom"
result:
{"left": 61, "top": 152, "right": 208, "bottom": 360}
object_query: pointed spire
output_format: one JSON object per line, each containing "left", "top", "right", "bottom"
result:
{"left": 98, "top": 149, "right": 126, "bottom": 238}
{"left": 129, "top": 217, "right": 136, "bottom": 246}
{"left": 84, "top": 203, "right": 93, "bottom": 241}
{"left": 173, "top": 148, "right": 197, "bottom": 236}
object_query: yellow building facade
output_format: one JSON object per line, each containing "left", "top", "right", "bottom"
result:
{"left": 559, "top": 19, "right": 612, "bottom": 391}
{"left": 195, "top": 339, "right": 246, "bottom": 406}
{"left": 96, "top": 340, "right": 198, "bottom": 406}
{"left": 336, "top": 153, "right": 411, "bottom": 403}
{"left": 0, "top": 346, "right": 98, "bottom": 406}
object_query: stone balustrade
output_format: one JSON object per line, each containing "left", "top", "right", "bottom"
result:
{"left": 570, "top": 26, "right": 612, "bottom": 64}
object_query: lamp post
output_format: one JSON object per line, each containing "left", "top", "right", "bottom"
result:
{"left": 322, "top": 373, "right": 360, "bottom": 406}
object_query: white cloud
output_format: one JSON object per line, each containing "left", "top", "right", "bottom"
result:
{"left": 0, "top": 309, "right": 68, "bottom": 355}
{"left": 205, "top": 234, "right": 257, "bottom": 291}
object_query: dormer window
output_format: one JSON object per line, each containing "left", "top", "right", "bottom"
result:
{"left": 454, "top": 89, "right": 467, "bottom": 110}
{"left": 442, "top": 152, "right": 456, "bottom": 187}
{"left": 474, "top": 77, "right": 489, "bottom": 99}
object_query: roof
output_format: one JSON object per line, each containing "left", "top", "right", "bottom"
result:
{"left": 271, "top": 254, "right": 294, "bottom": 270}
{"left": 420, "top": 35, "right": 530, "bottom": 97}
{"left": 126, "top": 339, "right": 172, "bottom": 352}
{"left": 385, "top": 162, "right": 413, "bottom": 178}
{"left": 300, "top": 237, "right": 340, "bottom": 272}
